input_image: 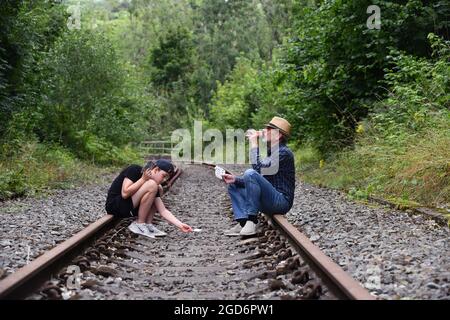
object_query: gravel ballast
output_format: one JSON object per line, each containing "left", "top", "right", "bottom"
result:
{"left": 286, "top": 181, "right": 449, "bottom": 300}
{"left": 26, "top": 164, "right": 338, "bottom": 300}
{"left": 0, "top": 180, "right": 111, "bottom": 278}
{"left": 1, "top": 164, "right": 448, "bottom": 300}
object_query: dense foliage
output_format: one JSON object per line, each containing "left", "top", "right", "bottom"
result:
{"left": 1, "top": 0, "right": 149, "bottom": 163}
{"left": 0, "top": 0, "right": 448, "bottom": 207}
{"left": 298, "top": 37, "right": 449, "bottom": 207}
{"left": 208, "top": 0, "right": 449, "bottom": 152}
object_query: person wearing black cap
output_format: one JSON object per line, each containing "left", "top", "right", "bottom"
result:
{"left": 105, "top": 159, "right": 193, "bottom": 238}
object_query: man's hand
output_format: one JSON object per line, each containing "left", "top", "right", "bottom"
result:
{"left": 179, "top": 223, "right": 193, "bottom": 233}
{"left": 246, "top": 129, "right": 261, "bottom": 148}
{"left": 222, "top": 174, "right": 236, "bottom": 184}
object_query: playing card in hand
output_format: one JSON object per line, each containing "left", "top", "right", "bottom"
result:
{"left": 215, "top": 166, "right": 226, "bottom": 180}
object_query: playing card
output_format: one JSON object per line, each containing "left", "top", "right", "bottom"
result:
{"left": 215, "top": 166, "right": 226, "bottom": 179}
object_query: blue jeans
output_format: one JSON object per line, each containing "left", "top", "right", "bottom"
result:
{"left": 227, "top": 169, "right": 290, "bottom": 220}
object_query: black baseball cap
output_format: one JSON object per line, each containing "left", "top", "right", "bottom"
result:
{"left": 155, "top": 159, "right": 174, "bottom": 175}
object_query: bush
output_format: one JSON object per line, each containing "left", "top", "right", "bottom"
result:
{"left": 0, "top": 140, "right": 77, "bottom": 199}
{"left": 75, "top": 131, "right": 143, "bottom": 165}
{"left": 297, "top": 37, "right": 450, "bottom": 208}
{"left": 13, "top": 29, "right": 149, "bottom": 160}
{"left": 208, "top": 56, "right": 291, "bottom": 132}
{"left": 209, "top": 58, "right": 260, "bottom": 130}
{"left": 0, "top": 0, "right": 66, "bottom": 139}
{"left": 371, "top": 34, "right": 450, "bottom": 135}
{"left": 0, "top": 139, "right": 142, "bottom": 200}
{"left": 279, "top": 0, "right": 449, "bottom": 153}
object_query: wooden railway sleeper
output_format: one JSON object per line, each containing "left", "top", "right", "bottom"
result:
{"left": 72, "top": 256, "right": 90, "bottom": 271}
{"left": 40, "top": 281, "right": 62, "bottom": 300}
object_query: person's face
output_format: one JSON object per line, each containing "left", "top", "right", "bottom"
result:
{"left": 151, "top": 167, "right": 170, "bottom": 184}
{"left": 262, "top": 127, "right": 280, "bottom": 143}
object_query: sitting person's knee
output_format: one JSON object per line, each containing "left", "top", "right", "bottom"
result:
{"left": 144, "top": 179, "right": 158, "bottom": 192}
{"left": 244, "top": 168, "right": 258, "bottom": 179}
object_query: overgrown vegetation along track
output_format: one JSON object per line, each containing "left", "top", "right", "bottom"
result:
{"left": 0, "top": 162, "right": 373, "bottom": 300}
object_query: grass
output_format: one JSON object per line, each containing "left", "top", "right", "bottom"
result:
{"left": 294, "top": 111, "right": 450, "bottom": 223}
{"left": 0, "top": 140, "right": 143, "bottom": 201}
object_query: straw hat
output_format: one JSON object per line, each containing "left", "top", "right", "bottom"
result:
{"left": 265, "top": 116, "right": 291, "bottom": 137}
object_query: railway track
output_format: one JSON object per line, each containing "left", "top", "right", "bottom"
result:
{"left": 0, "top": 161, "right": 374, "bottom": 300}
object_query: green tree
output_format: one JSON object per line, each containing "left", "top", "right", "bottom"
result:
{"left": 23, "top": 30, "right": 148, "bottom": 159}
{"left": 149, "top": 27, "right": 195, "bottom": 89}
{"left": 259, "top": 0, "right": 294, "bottom": 57}
{"left": 124, "top": 0, "right": 194, "bottom": 65}
{"left": 192, "top": 0, "right": 272, "bottom": 116}
{"left": 209, "top": 58, "right": 260, "bottom": 130}
{"left": 147, "top": 27, "right": 196, "bottom": 130}
{"left": 0, "top": 0, "right": 65, "bottom": 140}
{"left": 280, "top": 0, "right": 449, "bottom": 153}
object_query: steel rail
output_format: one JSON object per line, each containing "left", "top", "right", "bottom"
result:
{"left": 0, "top": 161, "right": 374, "bottom": 300}
{"left": 0, "top": 215, "right": 115, "bottom": 299}
{"left": 199, "top": 161, "right": 374, "bottom": 300}
{"left": 0, "top": 160, "right": 183, "bottom": 300}
{"left": 268, "top": 214, "right": 375, "bottom": 300}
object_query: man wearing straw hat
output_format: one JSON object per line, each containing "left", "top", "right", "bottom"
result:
{"left": 222, "top": 116, "right": 295, "bottom": 236}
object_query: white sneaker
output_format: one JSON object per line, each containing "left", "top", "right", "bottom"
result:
{"left": 240, "top": 220, "right": 256, "bottom": 236}
{"left": 224, "top": 223, "right": 242, "bottom": 236}
{"left": 146, "top": 223, "right": 167, "bottom": 237}
{"left": 128, "top": 222, "right": 155, "bottom": 239}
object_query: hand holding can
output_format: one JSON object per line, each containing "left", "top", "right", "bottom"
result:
{"left": 245, "top": 129, "right": 262, "bottom": 140}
